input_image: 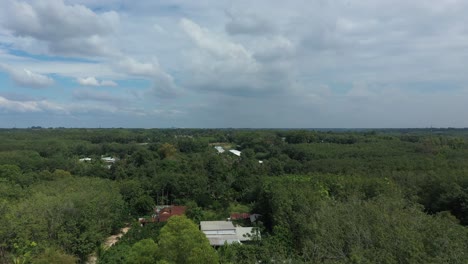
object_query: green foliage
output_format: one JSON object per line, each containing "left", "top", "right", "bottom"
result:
{"left": 125, "top": 239, "right": 159, "bottom": 264}
{"left": 2, "top": 128, "right": 468, "bottom": 263}
{"left": 99, "top": 223, "right": 164, "bottom": 264}
{"left": 31, "top": 248, "right": 78, "bottom": 264}
{"left": 5, "top": 176, "right": 125, "bottom": 261}
{"left": 298, "top": 197, "right": 468, "bottom": 263}
{"left": 158, "top": 143, "right": 177, "bottom": 159}
{"left": 158, "top": 216, "right": 218, "bottom": 264}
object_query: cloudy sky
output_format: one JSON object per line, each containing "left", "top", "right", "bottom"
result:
{"left": 0, "top": 0, "right": 467, "bottom": 128}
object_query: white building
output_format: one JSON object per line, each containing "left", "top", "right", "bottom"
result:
{"left": 229, "top": 149, "right": 241, "bottom": 157}
{"left": 101, "top": 157, "right": 116, "bottom": 163}
{"left": 200, "top": 221, "right": 257, "bottom": 246}
{"left": 214, "top": 146, "right": 225, "bottom": 153}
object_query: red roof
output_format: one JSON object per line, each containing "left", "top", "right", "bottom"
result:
{"left": 157, "top": 206, "right": 187, "bottom": 222}
{"left": 230, "top": 213, "right": 250, "bottom": 220}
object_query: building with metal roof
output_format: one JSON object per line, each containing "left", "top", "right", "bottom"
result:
{"left": 200, "top": 221, "right": 257, "bottom": 246}
{"left": 214, "top": 146, "right": 225, "bottom": 153}
{"left": 229, "top": 149, "right": 241, "bottom": 156}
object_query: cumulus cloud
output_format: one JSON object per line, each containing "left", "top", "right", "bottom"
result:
{"left": 180, "top": 18, "right": 256, "bottom": 67}
{"left": 0, "top": 63, "right": 54, "bottom": 87}
{"left": 100, "top": 80, "right": 118, "bottom": 86}
{"left": 0, "top": 0, "right": 119, "bottom": 56}
{"left": 77, "top": 77, "right": 117, "bottom": 87}
{"left": 116, "top": 57, "right": 180, "bottom": 98}
{"left": 180, "top": 18, "right": 295, "bottom": 95}
{"left": 2, "top": 0, "right": 468, "bottom": 127}
{"left": 0, "top": 96, "right": 64, "bottom": 113}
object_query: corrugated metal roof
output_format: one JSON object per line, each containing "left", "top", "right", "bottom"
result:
{"left": 236, "top": 227, "right": 256, "bottom": 241}
{"left": 214, "top": 146, "right": 225, "bottom": 153}
{"left": 200, "top": 221, "right": 235, "bottom": 231}
{"left": 229, "top": 149, "right": 241, "bottom": 156}
{"left": 206, "top": 234, "right": 240, "bottom": 246}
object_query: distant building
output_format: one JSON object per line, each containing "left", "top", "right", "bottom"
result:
{"left": 101, "top": 156, "right": 116, "bottom": 163}
{"left": 139, "top": 205, "right": 187, "bottom": 226}
{"left": 229, "top": 149, "right": 241, "bottom": 156}
{"left": 230, "top": 213, "right": 250, "bottom": 220}
{"left": 214, "top": 146, "right": 225, "bottom": 153}
{"left": 156, "top": 205, "right": 187, "bottom": 222}
{"left": 230, "top": 213, "right": 262, "bottom": 223}
{"left": 79, "top": 157, "right": 92, "bottom": 162}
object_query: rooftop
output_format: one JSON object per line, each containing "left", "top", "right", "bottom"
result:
{"left": 229, "top": 149, "right": 241, "bottom": 156}
{"left": 200, "top": 221, "right": 235, "bottom": 231}
{"left": 214, "top": 146, "right": 225, "bottom": 153}
{"left": 205, "top": 235, "right": 240, "bottom": 246}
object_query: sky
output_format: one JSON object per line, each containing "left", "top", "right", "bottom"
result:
{"left": 1, "top": 0, "right": 468, "bottom": 128}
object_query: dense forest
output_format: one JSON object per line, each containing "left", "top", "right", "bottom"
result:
{"left": 0, "top": 128, "right": 467, "bottom": 263}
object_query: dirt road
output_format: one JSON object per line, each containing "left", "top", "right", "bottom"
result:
{"left": 86, "top": 226, "right": 130, "bottom": 264}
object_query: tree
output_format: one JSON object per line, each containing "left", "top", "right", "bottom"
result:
{"left": 158, "top": 216, "right": 218, "bottom": 264}
{"left": 32, "top": 248, "right": 78, "bottom": 264}
{"left": 125, "top": 239, "right": 158, "bottom": 264}
{"left": 158, "top": 144, "right": 177, "bottom": 159}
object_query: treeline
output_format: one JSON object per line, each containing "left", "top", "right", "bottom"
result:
{"left": 0, "top": 128, "right": 468, "bottom": 263}
{"left": 0, "top": 168, "right": 124, "bottom": 262}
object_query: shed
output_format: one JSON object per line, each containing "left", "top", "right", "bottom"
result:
{"left": 214, "top": 146, "right": 225, "bottom": 153}
{"left": 200, "top": 221, "right": 240, "bottom": 246}
{"left": 229, "top": 150, "right": 241, "bottom": 156}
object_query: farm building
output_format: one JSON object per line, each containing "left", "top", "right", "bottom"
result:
{"left": 200, "top": 221, "right": 257, "bottom": 246}
{"left": 229, "top": 149, "right": 241, "bottom": 156}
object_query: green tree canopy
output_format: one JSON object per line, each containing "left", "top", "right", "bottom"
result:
{"left": 125, "top": 239, "right": 159, "bottom": 264}
{"left": 158, "top": 216, "right": 218, "bottom": 264}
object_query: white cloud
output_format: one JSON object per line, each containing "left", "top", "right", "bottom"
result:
{"left": 100, "top": 80, "right": 118, "bottom": 86}
{"left": 0, "top": 96, "right": 64, "bottom": 113}
{"left": 77, "top": 76, "right": 99, "bottom": 86}
{"left": 0, "top": 0, "right": 119, "bottom": 57}
{"left": 180, "top": 18, "right": 256, "bottom": 68}
{"left": 77, "top": 77, "right": 117, "bottom": 87}
{"left": 0, "top": 63, "right": 54, "bottom": 87}
{"left": 180, "top": 18, "right": 295, "bottom": 95}
{"left": 2, "top": 0, "right": 468, "bottom": 127}
{"left": 116, "top": 57, "right": 180, "bottom": 98}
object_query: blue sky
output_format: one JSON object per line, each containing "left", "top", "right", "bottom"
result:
{"left": 1, "top": 0, "right": 468, "bottom": 128}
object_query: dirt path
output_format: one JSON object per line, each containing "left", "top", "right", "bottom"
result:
{"left": 103, "top": 227, "right": 130, "bottom": 249}
{"left": 86, "top": 226, "right": 130, "bottom": 264}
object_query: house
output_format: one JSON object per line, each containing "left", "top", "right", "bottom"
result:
{"left": 101, "top": 156, "right": 116, "bottom": 163}
{"left": 230, "top": 213, "right": 250, "bottom": 220}
{"left": 79, "top": 157, "right": 92, "bottom": 162}
{"left": 156, "top": 205, "right": 186, "bottom": 222}
{"left": 229, "top": 149, "right": 241, "bottom": 156}
{"left": 214, "top": 146, "right": 225, "bottom": 153}
{"left": 200, "top": 221, "right": 258, "bottom": 246}
{"left": 139, "top": 205, "right": 187, "bottom": 226}
{"left": 230, "top": 213, "right": 262, "bottom": 223}
{"left": 200, "top": 221, "right": 240, "bottom": 246}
